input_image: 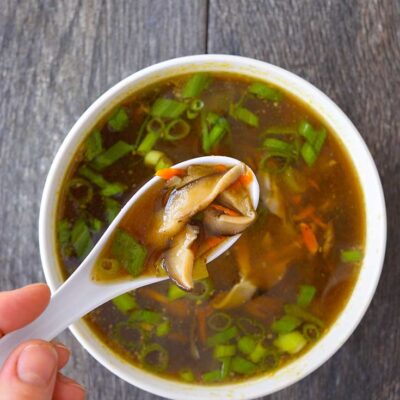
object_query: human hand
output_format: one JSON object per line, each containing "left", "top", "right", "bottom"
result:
{"left": 0, "top": 283, "right": 86, "bottom": 400}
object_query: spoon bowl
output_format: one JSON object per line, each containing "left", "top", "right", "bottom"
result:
{"left": 0, "top": 155, "right": 259, "bottom": 367}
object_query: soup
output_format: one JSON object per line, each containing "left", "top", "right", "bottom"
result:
{"left": 56, "top": 72, "right": 365, "bottom": 383}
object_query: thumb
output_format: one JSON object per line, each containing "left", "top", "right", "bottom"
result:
{"left": 0, "top": 340, "right": 58, "bottom": 400}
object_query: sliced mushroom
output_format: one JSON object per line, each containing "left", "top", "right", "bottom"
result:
{"left": 161, "top": 224, "right": 199, "bottom": 290}
{"left": 217, "top": 185, "right": 254, "bottom": 217}
{"left": 160, "top": 164, "right": 245, "bottom": 237}
{"left": 213, "top": 278, "right": 257, "bottom": 309}
{"left": 203, "top": 208, "right": 256, "bottom": 236}
{"left": 258, "top": 170, "right": 286, "bottom": 220}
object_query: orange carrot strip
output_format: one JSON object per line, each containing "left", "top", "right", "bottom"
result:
{"left": 197, "top": 236, "right": 225, "bottom": 256}
{"left": 210, "top": 204, "right": 240, "bottom": 217}
{"left": 197, "top": 306, "right": 212, "bottom": 344}
{"left": 229, "top": 179, "right": 242, "bottom": 191}
{"left": 140, "top": 288, "right": 169, "bottom": 304}
{"left": 293, "top": 205, "right": 316, "bottom": 221}
{"left": 155, "top": 168, "right": 185, "bottom": 180}
{"left": 214, "top": 164, "right": 228, "bottom": 172}
{"left": 238, "top": 169, "right": 253, "bottom": 186}
{"left": 300, "top": 223, "right": 319, "bottom": 254}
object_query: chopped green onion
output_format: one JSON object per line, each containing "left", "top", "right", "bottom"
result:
{"left": 272, "top": 315, "right": 302, "bottom": 333}
{"left": 273, "top": 331, "right": 307, "bottom": 354}
{"left": 202, "top": 113, "right": 230, "bottom": 154}
{"left": 302, "top": 323, "right": 321, "bottom": 341}
{"left": 140, "top": 343, "right": 169, "bottom": 372}
{"left": 208, "top": 312, "right": 232, "bottom": 331}
{"left": 164, "top": 119, "right": 190, "bottom": 141}
{"left": 79, "top": 166, "right": 125, "bottom": 196}
{"left": 147, "top": 117, "right": 165, "bottom": 134}
{"left": 237, "top": 317, "right": 265, "bottom": 338}
{"left": 108, "top": 107, "right": 129, "bottom": 132}
{"left": 249, "top": 343, "right": 268, "bottom": 363}
{"left": 188, "top": 279, "right": 214, "bottom": 301}
{"left": 238, "top": 336, "right": 257, "bottom": 355}
{"left": 263, "top": 138, "right": 294, "bottom": 154}
{"left": 58, "top": 220, "right": 72, "bottom": 256}
{"left": 150, "top": 98, "right": 187, "bottom": 119}
{"left": 91, "top": 140, "right": 133, "bottom": 171}
{"left": 301, "top": 142, "right": 318, "bottom": 166}
{"left": 168, "top": 284, "right": 187, "bottom": 300}
{"left": 144, "top": 150, "right": 164, "bottom": 167}
{"left": 112, "top": 293, "right": 137, "bottom": 313}
{"left": 98, "top": 258, "right": 120, "bottom": 277}
{"left": 248, "top": 82, "right": 283, "bottom": 102}
{"left": 297, "top": 285, "right": 317, "bottom": 307}
{"left": 207, "top": 326, "right": 239, "bottom": 347}
{"left": 130, "top": 309, "right": 162, "bottom": 325}
{"left": 213, "top": 344, "right": 236, "bottom": 359}
{"left": 112, "top": 321, "right": 144, "bottom": 350}
{"left": 341, "top": 249, "right": 363, "bottom": 263}
{"left": 182, "top": 73, "right": 211, "bottom": 98}
{"left": 202, "top": 369, "right": 221, "bottom": 383}
{"left": 179, "top": 369, "right": 195, "bottom": 382}
{"left": 137, "top": 131, "right": 160, "bottom": 155}
{"left": 71, "top": 219, "right": 92, "bottom": 259}
{"left": 220, "top": 357, "right": 232, "bottom": 379}
{"left": 282, "top": 167, "right": 304, "bottom": 193}
{"left": 298, "top": 121, "right": 317, "bottom": 144}
{"left": 68, "top": 178, "right": 93, "bottom": 205}
{"left": 85, "top": 129, "right": 103, "bottom": 161}
{"left": 314, "top": 128, "right": 327, "bottom": 153}
{"left": 104, "top": 198, "right": 120, "bottom": 224}
{"left": 231, "top": 356, "right": 256, "bottom": 375}
{"left": 111, "top": 229, "right": 147, "bottom": 277}
{"left": 90, "top": 217, "right": 102, "bottom": 232}
{"left": 156, "top": 320, "right": 171, "bottom": 337}
{"left": 206, "top": 112, "right": 220, "bottom": 125}
{"left": 262, "top": 348, "right": 280, "bottom": 369}
{"left": 284, "top": 304, "right": 324, "bottom": 328}
{"left": 230, "top": 105, "right": 259, "bottom": 127}
{"left": 190, "top": 99, "right": 204, "bottom": 112}
{"left": 155, "top": 157, "right": 172, "bottom": 171}
{"left": 259, "top": 152, "right": 291, "bottom": 174}
{"left": 134, "top": 115, "right": 151, "bottom": 149}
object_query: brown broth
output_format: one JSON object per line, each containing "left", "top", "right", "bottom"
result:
{"left": 56, "top": 72, "right": 365, "bottom": 383}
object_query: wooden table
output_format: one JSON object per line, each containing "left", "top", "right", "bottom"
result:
{"left": 1, "top": 1, "right": 399, "bottom": 399}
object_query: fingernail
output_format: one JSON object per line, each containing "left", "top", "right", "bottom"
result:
{"left": 53, "top": 341, "right": 70, "bottom": 354}
{"left": 17, "top": 344, "right": 57, "bottom": 386}
{"left": 58, "top": 373, "right": 86, "bottom": 391}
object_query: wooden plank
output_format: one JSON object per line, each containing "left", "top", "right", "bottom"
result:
{"left": 0, "top": 1, "right": 206, "bottom": 399}
{"left": 208, "top": 1, "right": 400, "bottom": 399}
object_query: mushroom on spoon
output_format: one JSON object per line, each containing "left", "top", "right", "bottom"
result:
{"left": 0, "top": 156, "right": 259, "bottom": 366}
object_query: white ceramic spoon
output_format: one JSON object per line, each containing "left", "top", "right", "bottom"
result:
{"left": 0, "top": 156, "right": 259, "bottom": 366}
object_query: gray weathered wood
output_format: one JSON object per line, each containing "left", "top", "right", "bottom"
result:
{"left": 1, "top": 0, "right": 399, "bottom": 399}
{"left": 208, "top": 1, "right": 400, "bottom": 399}
{"left": 0, "top": 1, "right": 206, "bottom": 399}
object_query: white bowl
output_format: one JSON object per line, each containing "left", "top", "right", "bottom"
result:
{"left": 39, "top": 55, "right": 386, "bottom": 400}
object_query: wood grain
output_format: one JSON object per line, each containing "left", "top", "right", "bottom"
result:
{"left": 0, "top": 0, "right": 399, "bottom": 399}
{"left": 208, "top": 1, "right": 400, "bottom": 399}
{"left": 0, "top": 1, "right": 206, "bottom": 399}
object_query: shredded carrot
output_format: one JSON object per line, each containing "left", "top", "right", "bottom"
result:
{"left": 308, "top": 178, "right": 320, "bottom": 191}
{"left": 197, "top": 236, "right": 225, "bottom": 256}
{"left": 300, "top": 223, "right": 319, "bottom": 254}
{"left": 229, "top": 179, "right": 242, "bottom": 191}
{"left": 214, "top": 164, "right": 228, "bottom": 172}
{"left": 140, "top": 288, "right": 169, "bottom": 304}
{"left": 291, "top": 194, "right": 302, "bottom": 205}
{"left": 293, "top": 205, "right": 316, "bottom": 221}
{"left": 164, "top": 299, "right": 190, "bottom": 318}
{"left": 155, "top": 168, "right": 185, "bottom": 180}
{"left": 196, "top": 306, "right": 212, "bottom": 344}
{"left": 238, "top": 169, "right": 253, "bottom": 186}
{"left": 311, "top": 214, "right": 328, "bottom": 230}
{"left": 210, "top": 204, "right": 240, "bottom": 217}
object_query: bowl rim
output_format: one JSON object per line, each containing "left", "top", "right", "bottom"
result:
{"left": 39, "top": 54, "right": 386, "bottom": 400}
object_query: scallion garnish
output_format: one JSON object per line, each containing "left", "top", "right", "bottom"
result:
{"left": 104, "top": 197, "right": 120, "bottom": 224}
{"left": 296, "top": 285, "right": 316, "bottom": 307}
{"left": 229, "top": 104, "right": 259, "bottom": 127}
{"left": 248, "top": 82, "right": 283, "bottom": 102}
{"left": 164, "top": 119, "right": 190, "bottom": 141}
{"left": 91, "top": 140, "right": 133, "bottom": 171}
{"left": 341, "top": 249, "right": 363, "bottom": 263}
{"left": 182, "top": 73, "right": 211, "bottom": 98}
{"left": 107, "top": 107, "right": 129, "bottom": 132}
{"left": 112, "top": 293, "right": 137, "bottom": 313}
{"left": 271, "top": 315, "right": 302, "bottom": 333}
{"left": 207, "top": 326, "right": 239, "bottom": 347}
{"left": 79, "top": 165, "right": 125, "bottom": 196}
{"left": 111, "top": 229, "right": 147, "bottom": 277}
{"left": 231, "top": 356, "right": 256, "bottom": 375}
{"left": 85, "top": 129, "right": 103, "bottom": 161}
{"left": 71, "top": 218, "right": 93, "bottom": 259}
{"left": 150, "top": 98, "right": 187, "bottom": 119}
{"left": 273, "top": 331, "right": 307, "bottom": 354}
